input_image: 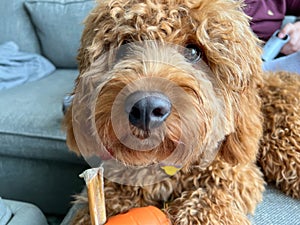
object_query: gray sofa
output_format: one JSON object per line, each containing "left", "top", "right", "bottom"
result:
{"left": 0, "top": 0, "right": 95, "bottom": 217}
{"left": 1, "top": 0, "right": 300, "bottom": 224}
{"left": 0, "top": 198, "right": 48, "bottom": 225}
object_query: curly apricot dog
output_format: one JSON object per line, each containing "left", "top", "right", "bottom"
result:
{"left": 64, "top": 0, "right": 300, "bottom": 224}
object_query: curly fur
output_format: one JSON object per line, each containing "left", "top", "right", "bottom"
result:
{"left": 260, "top": 72, "right": 300, "bottom": 199}
{"left": 63, "top": 0, "right": 300, "bottom": 224}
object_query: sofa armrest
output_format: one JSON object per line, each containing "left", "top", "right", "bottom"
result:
{"left": 2, "top": 199, "right": 48, "bottom": 225}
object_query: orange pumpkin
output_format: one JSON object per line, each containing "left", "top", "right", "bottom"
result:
{"left": 105, "top": 206, "right": 171, "bottom": 225}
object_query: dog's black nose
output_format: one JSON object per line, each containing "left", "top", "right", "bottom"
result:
{"left": 126, "top": 91, "right": 171, "bottom": 131}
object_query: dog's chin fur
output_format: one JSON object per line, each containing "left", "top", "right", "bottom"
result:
{"left": 63, "top": 0, "right": 300, "bottom": 224}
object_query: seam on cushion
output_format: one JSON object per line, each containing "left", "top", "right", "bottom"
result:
{"left": 0, "top": 135, "right": 84, "bottom": 164}
{"left": 0, "top": 152, "right": 85, "bottom": 165}
{"left": 25, "top": 0, "right": 95, "bottom": 6}
{"left": 0, "top": 130, "right": 66, "bottom": 141}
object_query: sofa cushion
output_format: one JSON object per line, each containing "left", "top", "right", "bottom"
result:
{"left": 249, "top": 185, "right": 300, "bottom": 224}
{"left": 25, "top": 0, "right": 95, "bottom": 68}
{"left": 0, "top": 154, "right": 87, "bottom": 214}
{"left": 0, "top": 0, "right": 40, "bottom": 53}
{"left": 0, "top": 69, "right": 88, "bottom": 214}
{"left": 0, "top": 69, "right": 81, "bottom": 164}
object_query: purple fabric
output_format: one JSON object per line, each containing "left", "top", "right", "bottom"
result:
{"left": 244, "top": 0, "right": 300, "bottom": 41}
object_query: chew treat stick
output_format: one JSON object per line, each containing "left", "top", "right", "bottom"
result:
{"left": 80, "top": 167, "right": 106, "bottom": 225}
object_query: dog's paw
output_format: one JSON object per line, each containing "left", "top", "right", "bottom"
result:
{"left": 70, "top": 206, "right": 92, "bottom": 225}
{"left": 164, "top": 188, "right": 251, "bottom": 225}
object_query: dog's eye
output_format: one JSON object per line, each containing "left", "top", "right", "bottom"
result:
{"left": 184, "top": 44, "right": 202, "bottom": 63}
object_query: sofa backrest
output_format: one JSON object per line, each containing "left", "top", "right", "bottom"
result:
{"left": 0, "top": 0, "right": 95, "bottom": 69}
{"left": 24, "top": 0, "right": 95, "bottom": 68}
{"left": 0, "top": 0, "right": 41, "bottom": 54}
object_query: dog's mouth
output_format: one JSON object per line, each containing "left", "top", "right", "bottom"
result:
{"left": 129, "top": 127, "right": 151, "bottom": 139}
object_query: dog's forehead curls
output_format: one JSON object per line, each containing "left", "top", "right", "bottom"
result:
{"left": 78, "top": 0, "right": 259, "bottom": 75}
{"left": 67, "top": 0, "right": 264, "bottom": 185}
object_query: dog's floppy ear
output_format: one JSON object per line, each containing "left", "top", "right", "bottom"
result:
{"left": 193, "top": 0, "right": 263, "bottom": 89}
{"left": 64, "top": 1, "right": 114, "bottom": 155}
{"left": 62, "top": 94, "right": 80, "bottom": 154}
{"left": 63, "top": 2, "right": 109, "bottom": 155}
{"left": 63, "top": 104, "right": 81, "bottom": 155}
{"left": 192, "top": 0, "right": 264, "bottom": 164}
{"left": 218, "top": 95, "right": 263, "bottom": 165}
{"left": 77, "top": 1, "right": 120, "bottom": 75}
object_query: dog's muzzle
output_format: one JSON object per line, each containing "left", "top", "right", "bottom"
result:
{"left": 125, "top": 91, "right": 171, "bottom": 131}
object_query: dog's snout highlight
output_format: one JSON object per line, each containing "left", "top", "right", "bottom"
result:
{"left": 126, "top": 91, "right": 171, "bottom": 131}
